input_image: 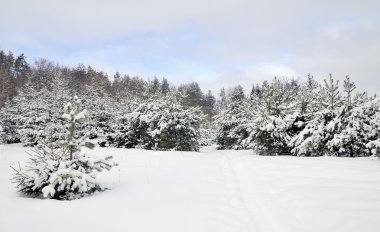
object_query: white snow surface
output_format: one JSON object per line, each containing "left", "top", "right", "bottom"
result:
{"left": 1, "top": 144, "right": 380, "bottom": 232}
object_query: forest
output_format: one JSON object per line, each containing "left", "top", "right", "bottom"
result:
{"left": 1, "top": 49, "right": 380, "bottom": 157}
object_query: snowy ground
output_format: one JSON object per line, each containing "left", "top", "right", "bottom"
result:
{"left": 1, "top": 145, "right": 380, "bottom": 232}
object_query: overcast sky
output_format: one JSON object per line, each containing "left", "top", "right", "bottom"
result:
{"left": 1, "top": 0, "right": 380, "bottom": 94}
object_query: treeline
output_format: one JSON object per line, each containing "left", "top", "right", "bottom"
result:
{"left": 1, "top": 49, "right": 380, "bottom": 157}
{"left": 0, "top": 50, "right": 217, "bottom": 117}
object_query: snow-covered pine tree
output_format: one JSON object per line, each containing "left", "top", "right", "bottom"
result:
{"left": 324, "top": 77, "right": 369, "bottom": 157}
{"left": 216, "top": 88, "right": 228, "bottom": 112}
{"left": 317, "top": 74, "right": 342, "bottom": 111}
{"left": 0, "top": 100, "right": 22, "bottom": 144}
{"left": 115, "top": 93, "right": 203, "bottom": 151}
{"left": 326, "top": 105, "right": 373, "bottom": 157}
{"left": 154, "top": 93, "right": 203, "bottom": 151}
{"left": 11, "top": 96, "right": 117, "bottom": 200}
{"left": 299, "top": 74, "right": 319, "bottom": 116}
{"left": 243, "top": 78, "right": 298, "bottom": 155}
{"left": 61, "top": 96, "right": 95, "bottom": 159}
{"left": 114, "top": 99, "right": 156, "bottom": 149}
{"left": 215, "top": 85, "right": 251, "bottom": 150}
{"left": 45, "top": 73, "right": 72, "bottom": 144}
{"left": 161, "top": 77, "right": 170, "bottom": 95}
{"left": 343, "top": 75, "right": 356, "bottom": 110}
{"left": 364, "top": 97, "right": 380, "bottom": 157}
{"left": 79, "top": 84, "right": 115, "bottom": 147}
{"left": 284, "top": 75, "right": 320, "bottom": 147}
{"left": 199, "top": 122, "right": 217, "bottom": 146}
{"left": 202, "top": 90, "right": 216, "bottom": 121}
{"left": 352, "top": 91, "right": 369, "bottom": 107}
{"left": 290, "top": 75, "right": 346, "bottom": 156}
{"left": 17, "top": 85, "right": 53, "bottom": 146}
{"left": 302, "top": 77, "right": 376, "bottom": 157}
{"left": 289, "top": 109, "right": 337, "bottom": 156}
{"left": 0, "top": 81, "right": 52, "bottom": 146}
{"left": 0, "top": 72, "right": 74, "bottom": 146}
{"left": 111, "top": 87, "right": 141, "bottom": 147}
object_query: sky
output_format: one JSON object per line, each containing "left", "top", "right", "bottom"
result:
{"left": 1, "top": 0, "right": 380, "bottom": 94}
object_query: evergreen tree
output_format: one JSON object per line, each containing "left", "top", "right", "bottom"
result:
{"left": 151, "top": 77, "right": 161, "bottom": 95}
{"left": 215, "top": 85, "right": 251, "bottom": 150}
{"left": 11, "top": 96, "right": 117, "bottom": 200}
{"left": 289, "top": 109, "right": 337, "bottom": 156}
{"left": 153, "top": 94, "right": 203, "bottom": 151}
{"left": 326, "top": 106, "right": 373, "bottom": 157}
{"left": 243, "top": 78, "right": 298, "bottom": 155}
{"left": 112, "top": 72, "right": 122, "bottom": 95}
{"left": 343, "top": 75, "right": 356, "bottom": 110}
{"left": 228, "top": 85, "right": 245, "bottom": 103}
{"left": 299, "top": 74, "right": 319, "bottom": 116}
{"left": 161, "top": 78, "right": 170, "bottom": 95}
{"left": 0, "top": 100, "right": 22, "bottom": 143}
{"left": 202, "top": 90, "right": 216, "bottom": 120}
{"left": 217, "top": 88, "right": 228, "bottom": 112}
{"left": 318, "top": 74, "right": 342, "bottom": 111}
{"left": 115, "top": 93, "right": 203, "bottom": 151}
{"left": 249, "top": 83, "right": 262, "bottom": 99}
{"left": 79, "top": 85, "right": 112, "bottom": 146}
{"left": 178, "top": 82, "right": 203, "bottom": 108}
{"left": 0, "top": 82, "right": 53, "bottom": 146}
{"left": 366, "top": 100, "right": 380, "bottom": 157}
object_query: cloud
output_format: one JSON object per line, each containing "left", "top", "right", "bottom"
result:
{"left": 1, "top": 0, "right": 380, "bottom": 95}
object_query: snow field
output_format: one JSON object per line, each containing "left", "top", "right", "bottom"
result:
{"left": 1, "top": 144, "right": 380, "bottom": 232}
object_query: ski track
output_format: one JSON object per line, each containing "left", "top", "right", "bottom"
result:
{"left": 218, "top": 150, "right": 284, "bottom": 232}
{"left": 217, "top": 151, "right": 258, "bottom": 232}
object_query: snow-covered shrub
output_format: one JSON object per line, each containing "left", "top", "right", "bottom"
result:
{"left": 11, "top": 96, "right": 117, "bottom": 200}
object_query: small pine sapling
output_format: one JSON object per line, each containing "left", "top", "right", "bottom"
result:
{"left": 11, "top": 96, "right": 118, "bottom": 200}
